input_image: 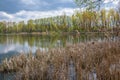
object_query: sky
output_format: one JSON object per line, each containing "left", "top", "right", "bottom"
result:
{"left": 0, "top": 0, "right": 119, "bottom": 22}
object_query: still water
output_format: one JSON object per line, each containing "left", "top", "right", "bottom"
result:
{"left": 0, "top": 33, "right": 119, "bottom": 80}
{"left": 0, "top": 33, "right": 118, "bottom": 62}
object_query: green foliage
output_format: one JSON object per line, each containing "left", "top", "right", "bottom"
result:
{"left": 0, "top": 9, "right": 120, "bottom": 34}
{"left": 0, "top": 22, "right": 6, "bottom": 33}
{"left": 27, "top": 20, "right": 35, "bottom": 32}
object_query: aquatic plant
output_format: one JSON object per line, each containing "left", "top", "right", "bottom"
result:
{"left": 0, "top": 40, "right": 120, "bottom": 80}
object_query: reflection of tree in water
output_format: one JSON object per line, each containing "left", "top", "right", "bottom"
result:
{"left": 0, "top": 33, "right": 117, "bottom": 49}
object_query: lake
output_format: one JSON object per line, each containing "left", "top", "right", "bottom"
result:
{"left": 0, "top": 33, "right": 118, "bottom": 62}
{"left": 0, "top": 33, "right": 119, "bottom": 80}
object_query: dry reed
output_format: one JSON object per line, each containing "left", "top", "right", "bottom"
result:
{"left": 0, "top": 40, "right": 120, "bottom": 80}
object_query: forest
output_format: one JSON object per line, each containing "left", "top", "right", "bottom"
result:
{"left": 0, "top": 9, "right": 120, "bottom": 33}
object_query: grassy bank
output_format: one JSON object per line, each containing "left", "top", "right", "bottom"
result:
{"left": 0, "top": 41, "right": 120, "bottom": 80}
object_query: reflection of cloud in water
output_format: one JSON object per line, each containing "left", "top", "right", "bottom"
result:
{"left": 0, "top": 42, "right": 47, "bottom": 54}
{"left": 3, "top": 45, "right": 16, "bottom": 53}
{"left": 0, "top": 44, "right": 23, "bottom": 54}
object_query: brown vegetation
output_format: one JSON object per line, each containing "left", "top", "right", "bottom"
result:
{"left": 0, "top": 40, "right": 120, "bottom": 80}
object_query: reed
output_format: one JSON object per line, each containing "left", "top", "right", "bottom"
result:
{"left": 0, "top": 40, "right": 120, "bottom": 80}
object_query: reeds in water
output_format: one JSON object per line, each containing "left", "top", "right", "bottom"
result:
{"left": 0, "top": 41, "right": 120, "bottom": 80}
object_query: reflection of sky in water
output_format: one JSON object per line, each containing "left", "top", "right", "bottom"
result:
{"left": 0, "top": 42, "right": 47, "bottom": 54}
{"left": 0, "top": 34, "right": 118, "bottom": 55}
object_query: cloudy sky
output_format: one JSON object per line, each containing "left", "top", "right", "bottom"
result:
{"left": 0, "top": 0, "right": 119, "bottom": 22}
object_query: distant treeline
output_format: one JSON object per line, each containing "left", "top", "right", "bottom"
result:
{"left": 0, "top": 9, "right": 120, "bottom": 33}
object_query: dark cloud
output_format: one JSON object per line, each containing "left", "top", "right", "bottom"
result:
{"left": 0, "top": 0, "right": 119, "bottom": 21}
{"left": 0, "top": 0, "right": 77, "bottom": 13}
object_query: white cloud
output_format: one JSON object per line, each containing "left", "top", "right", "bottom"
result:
{"left": 113, "top": 0, "right": 119, "bottom": 5}
{"left": 0, "top": 8, "right": 79, "bottom": 22}
{"left": 104, "top": 0, "right": 112, "bottom": 3}
{"left": 0, "top": 0, "right": 119, "bottom": 22}
{"left": 104, "top": 0, "right": 119, "bottom": 4}
{"left": 0, "top": 12, "right": 14, "bottom": 19}
{"left": 103, "top": 0, "right": 119, "bottom": 10}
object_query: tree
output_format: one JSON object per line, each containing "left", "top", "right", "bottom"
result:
{"left": 17, "top": 21, "right": 25, "bottom": 32}
{"left": 27, "top": 20, "right": 35, "bottom": 32}
{"left": 118, "top": 1, "right": 120, "bottom": 13}
{"left": 75, "top": 0, "right": 103, "bottom": 11}
{"left": 101, "top": 9, "right": 106, "bottom": 28}
{"left": 0, "top": 22, "right": 6, "bottom": 33}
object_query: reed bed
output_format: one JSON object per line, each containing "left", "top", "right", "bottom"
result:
{"left": 0, "top": 40, "right": 120, "bottom": 80}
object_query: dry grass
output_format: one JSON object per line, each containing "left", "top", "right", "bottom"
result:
{"left": 0, "top": 40, "right": 120, "bottom": 80}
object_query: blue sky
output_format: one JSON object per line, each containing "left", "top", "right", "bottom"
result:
{"left": 0, "top": 0, "right": 76, "bottom": 13}
{"left": 0, "top": 0, "right": 119, "bottom": 22}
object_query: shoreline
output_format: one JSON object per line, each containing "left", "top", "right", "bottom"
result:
{"left": 0, "top": 41, "right": 120, "bottom": 80}
{"left": 0, "top": 31, "right": 119, "bottom": 36}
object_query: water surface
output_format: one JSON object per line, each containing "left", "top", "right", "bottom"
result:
{"left": 0, "top": 33, "right": 118, "bottom": 61}
{"left": 0, "top": 33, "right": 119, "bottom": 80}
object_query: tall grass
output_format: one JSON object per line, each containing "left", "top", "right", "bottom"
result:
{"left": 0, "top": 40, "right": 120, "bottom": 80}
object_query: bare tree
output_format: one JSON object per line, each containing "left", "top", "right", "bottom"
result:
{"left": 118, "top": 1, "right": 120, "bottom": 13}
{"left": 75, "top": 0, "right": 103, "bottom": 11}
